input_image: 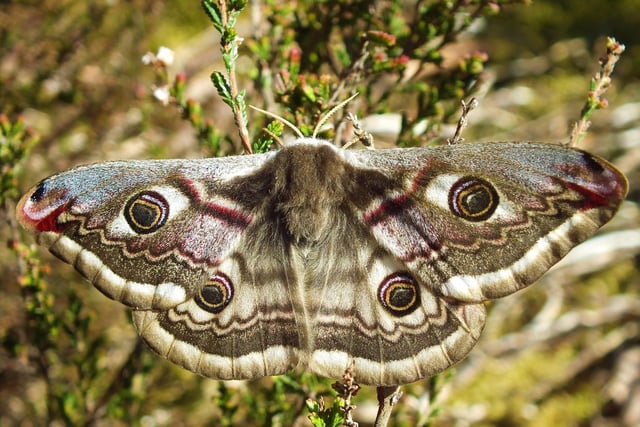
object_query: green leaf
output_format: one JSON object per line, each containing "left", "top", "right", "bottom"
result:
{"left": 308, "top": 414, "right": 326, "bottom": 427}
{"left": 201, "top": 0, "right": 223, "bottom": 31}
{"left": 210, "top": 71, "right": 232, "bottom": 104}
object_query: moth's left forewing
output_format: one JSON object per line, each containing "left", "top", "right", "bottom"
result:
{"left": 16, "top": 155, "right": 273, "bottom": 310}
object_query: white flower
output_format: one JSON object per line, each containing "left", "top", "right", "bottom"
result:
{"left": 153, "top": 86, "right": 170, "bottom": 105}
{"left": 141, "top": 47, "right": 174, "bottom": 66}
{"left": 156, "top": 46, "right": 175, "bottom": 66}
{"left": 141, "top": 51, "right": 155, "bottom": 65}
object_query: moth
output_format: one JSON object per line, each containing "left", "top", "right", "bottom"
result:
{"left": 16, "top": 138, "right": 627, "bottom": 386}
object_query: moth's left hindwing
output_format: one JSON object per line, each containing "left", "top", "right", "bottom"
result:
{"left": 17, "top": 139, "right": 627, "bottom": 385}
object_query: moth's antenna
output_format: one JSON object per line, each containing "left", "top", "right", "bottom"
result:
{"left": 261, "top": 126, "right": 286, "bottom": 148}
{"left": 312, "top": 92, "right": 360, "bottom": 138}
{"left": 249, "top": 105, "right": 304, "bottom": 139}
{"left": 250, "top": 92, "right": 359, "bottom": 141}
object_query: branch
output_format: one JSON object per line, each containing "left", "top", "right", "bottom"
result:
{"left": 569, "top": 37, "right": 625, "bottom": 146}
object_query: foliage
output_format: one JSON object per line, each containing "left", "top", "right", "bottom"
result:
{"left": 145, "top": 0, "right": 522, "bottom": 153}
{"left": 569, "top": 37, "right": 625, "bottom": 145}
{"left": 3, "top": 117, "right": 152, "bottom": 425}
{"left": 1, "top": 0, "right": 638, "bottom": 426}
{"left": 0, "top": 115, "right": 38, "bottom": 204}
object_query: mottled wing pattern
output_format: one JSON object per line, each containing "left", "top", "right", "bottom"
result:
{"left": 349, "top": 143, "right": 626, "bottom": 301}
{"left": 131, "top": 232, "right": 302, "bottom": 379}
{"left": 300, "top": 219, "right": 487, "bottom": 386}
{"left": 298, "top": 141, "right": 626, "bottom": 385}
{"left": 17, "top": 153, "right": 302, "bottom": 379}
{"left": 131, "top": 164, "right": 308, "bottom": 379}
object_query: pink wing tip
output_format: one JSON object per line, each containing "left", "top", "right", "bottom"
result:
{"left": 16, "top": 183, "right": 70, "bottom": 233}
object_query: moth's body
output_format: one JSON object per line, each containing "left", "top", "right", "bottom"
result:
{"left": 17, "top": 139, "right": 627, "bottom": 385}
